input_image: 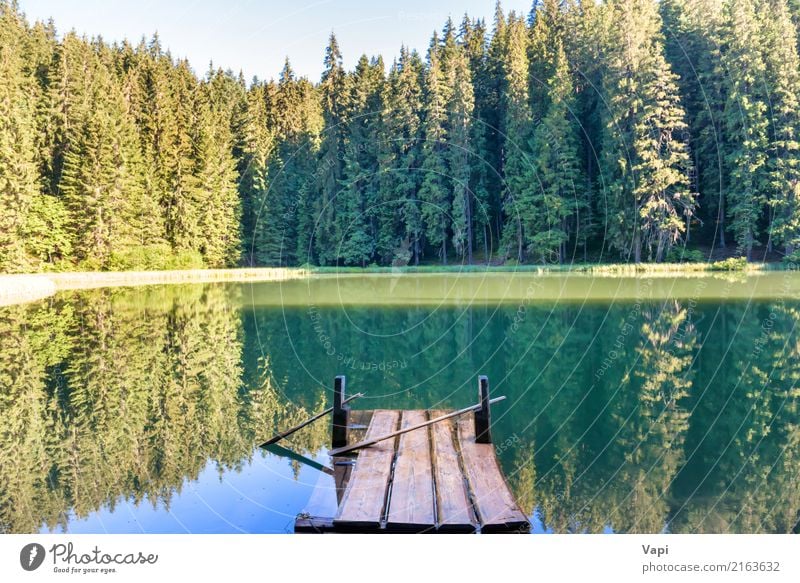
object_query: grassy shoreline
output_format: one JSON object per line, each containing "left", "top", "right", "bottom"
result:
{"left": 309, "top": 259, "right": 783, "bottom": 274}
{"left": 0, "top": 261, "right": 794, "bottom": 307}
{"left": 0, "top": 267, "right": 309, "bottom": 307}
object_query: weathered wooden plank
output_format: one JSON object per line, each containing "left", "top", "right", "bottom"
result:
{"left": 430, "top": 411, "right": 477, "bottom": 533}
{"left": 295, "top": 516, "right": 335, "bottom": 533}
{"left": 386, "top": 411, "right": 436, "bottom": 532}
{"left": 457, "top": 416, "right": 530, "bottom": 533}
{"left": 328, "top": 397, "right": 506, "bottom": 456}
{"left": 334, "top": 410, "right": 399, "bottom": 530}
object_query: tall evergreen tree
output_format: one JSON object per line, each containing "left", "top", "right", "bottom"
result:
{"left": 528, "top": 37, "right": 585, "bottom": 263}
{"left": 193, "top": 68, "right": 242, "bottom": 268}
{"left": 600, "top": 0, "right": 696, "bottom": 262}
{"left": 447, "top": 41, "right": 477, "bottom": 262}
{"left": 0, "top": 2, "right": 40, "bottom": 271}
{"left": 314, "top": 33, "right": 349, "bottom": 264}
{"left": 239, "top": 81, "right": 275, "bottom": 265}
{"left": 419, "top": 32, "right": 452, "bottom": 264}
{"left": 459, "top": 15, "right": 493, "bottom": 261}
{"left": 501, "top": 13, "right": 533, "bottom": 262}
{"left": 378, "top": 47, "right": 423, "bottom": 265}
{"left": 720, "top": 0, "right": 769, "bottom": 260}
{"left": 58, "top": 41, "right": 149, "bottom": 268}
{"left": 759, "top": 0, "right": 800, "bottom": 255}
{"left": 660, "top": 0, "right": 727, "bottom": 248}
{"left": 337, "top": 55, "right": 384, "bottom": 266}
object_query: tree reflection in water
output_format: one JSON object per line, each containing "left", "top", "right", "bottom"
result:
{"left": 0, "top": 283, "right": 798, "bottom": 533}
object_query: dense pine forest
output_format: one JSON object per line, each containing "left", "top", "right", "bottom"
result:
{"left": 2, "top": 0, "right": 800, "bottom": 272}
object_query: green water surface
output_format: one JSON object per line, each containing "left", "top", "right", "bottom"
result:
{"left": 1, "top": 272, "right": 798, "bottom": 533}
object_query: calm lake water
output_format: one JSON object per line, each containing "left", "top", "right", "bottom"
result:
{"left": 1, "top": 272, "right": 799, "bottom": 534}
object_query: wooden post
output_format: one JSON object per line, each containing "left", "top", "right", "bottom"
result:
{"left": 474, "top": 375, "right": 491, "bottom": 444}
{"left": 331, "top": 375, "right": 350, "bottom": 448}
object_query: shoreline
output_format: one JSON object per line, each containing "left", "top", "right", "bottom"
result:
{"left": 0, "top": 268, "right": 309, "bottom": 307}
{"left": 0, "top": 261, "right": 789, "bottom": 308}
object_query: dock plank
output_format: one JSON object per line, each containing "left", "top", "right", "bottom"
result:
{"left": 386, "top": 411, "right": 436, "bottom": 532}
{"left": 430, "top": 411, "right": 477, "bottom": 533}
{"left": 457, "top": 416, "right": 530, "bottom": 533}
{"left": 334, "top": 410, "right": 399, "bottom": 530}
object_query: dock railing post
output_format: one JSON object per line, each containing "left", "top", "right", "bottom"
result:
{"left": 474, "top": 375, "right": 492, "bottom": 443}
{"left": 331, "top": 375, "right": 350, "bottom": 448}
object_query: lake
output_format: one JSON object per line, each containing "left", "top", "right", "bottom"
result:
{"left": 1, "top": 272, "right": 799, "bottom": 534}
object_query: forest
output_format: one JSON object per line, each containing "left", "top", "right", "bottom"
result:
{"left": 2, "top": 0, "right": 800, "bottom": 272}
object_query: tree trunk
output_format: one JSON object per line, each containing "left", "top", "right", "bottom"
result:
{"left": 484, "top": 225, "right": 489, "bottom": 265}
{"left": 634, "top": 230, "right": 641, "bottom": 264}
{"left": 466, "top": 191, "right": 473, "bottom": 265}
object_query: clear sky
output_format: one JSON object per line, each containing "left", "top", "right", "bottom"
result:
{"left": 20, "top": 0, "right": 534, "bottom": 82}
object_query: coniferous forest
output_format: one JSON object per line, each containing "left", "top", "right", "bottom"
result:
{"left": 3, "top": 0, "right": 800, "bottom": 272}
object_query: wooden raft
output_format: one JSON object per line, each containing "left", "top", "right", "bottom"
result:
{"left": 295, "top": 377, "right": 530, "bottom": 534}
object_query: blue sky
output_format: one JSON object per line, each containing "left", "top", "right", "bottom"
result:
{"left": 20, "top": 0, "right": 534, "bottom": 82}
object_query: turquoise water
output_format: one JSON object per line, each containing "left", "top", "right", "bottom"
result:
{"left": 1, "top": 273, "right": 798, "bottom": 533}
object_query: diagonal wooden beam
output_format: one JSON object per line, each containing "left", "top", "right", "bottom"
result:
{"left": 327, "top": 396, "right": 506, "bottom": 456}
{"left": 259, "top": 392, "right": 364, "bottom": 447}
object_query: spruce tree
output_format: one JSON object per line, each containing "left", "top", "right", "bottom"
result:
{"left": 459, "top": 15, "right": 493, "bottom": 261}
{"left": 0, "top": 2, "right": 40, "bottom": 271}
{"left": 314, "top": 33, "right": 349, "bottom": 264}
{"left": 337, "top": 55, "right": 384, "bottom": 266}
{"left": 419, "top": 32, "right": 452, "bottom": 264}
{"left": 600, "top": 0, "right": 696, "bottom": 262}
{"left": 759, "top": 0, "right": 800, "bottom": 255}
{"left": 501, "top": 13, "right": 533, "bottom": 262}
{"left": 720, "top": 0, "right": 769, "bottom": 260}
{"left": 193, "top": 68, "right": 242, "bottom": 268}
{"left": 58, "top": 41, "right": 149, "bottom": 268}
{"left": 661, "top": 0, "right": 727, "bottom": 248}
{"left": 378, "top": 47, "right": 423, "bottom": 265}
{"left": 239, "top": 81, "right": 275, "bottom": 265}
{"left": 447, "top": 42, "right": 476, "bottom": 263}
{"left": 528, "top": 39, "right": 585, "bottom": 263}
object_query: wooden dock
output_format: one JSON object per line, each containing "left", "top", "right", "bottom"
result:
{"left": 293, "top": 376, "right": 530, "bottom": 534}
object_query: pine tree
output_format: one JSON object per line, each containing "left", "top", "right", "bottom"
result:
{"left": 162, "top": 59, "right": 204, "bottom": 260}
{"left": 600, "top": 0, "right": 696, "bottom": 262}
{"left": 759, "top": 0, "right": 800, "bottom": 255}
{"left": 660, "top": 0, "right": 726, "bottom": 249}
{"left": 485, "top": 2, "right": 509, "bottom": 245}
{"left": 378, "top": 47, "right": 423, "bottom": 265}
{"left": 252, "top": 60, "right": 321, "bottom": 266}
{"left": 564, "top": 0, "right": 604, "bottom": 258}
{"left": 58, "top": 41, "right": 149, "bottom": 268}
{"left": 528, "top": 0, "right": 562, "bottom": 121}
{"left": 0, "top": 2, "right": 40, "bottom": 271}
{"left": 419, "top": 32, "right": 452, "bottom": 264}
{"left": 501, "top": 13, "right": 533, "bottom": 262}
{"left": 239, "top": 81, "right": 275, "bottom": 265}
{"left": 459, "top": 15, "right": 493, "bottom": 261}
{"left": 528, "top": 39, "right": 585, "bottom": 263}
{"left": 193, "top": 68, "right": 242, "bottom": 268}
{"left": 314, "top": 33, "right": 349, "bottom": 265}
{"left": 720, "top": 0, "right": 769, "bottom": 260}
{"left": 447, "top": 42, "right": 476, "bottom": 262}
{"left": 337, "top": 55, "right": 384, "bottom": 266}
